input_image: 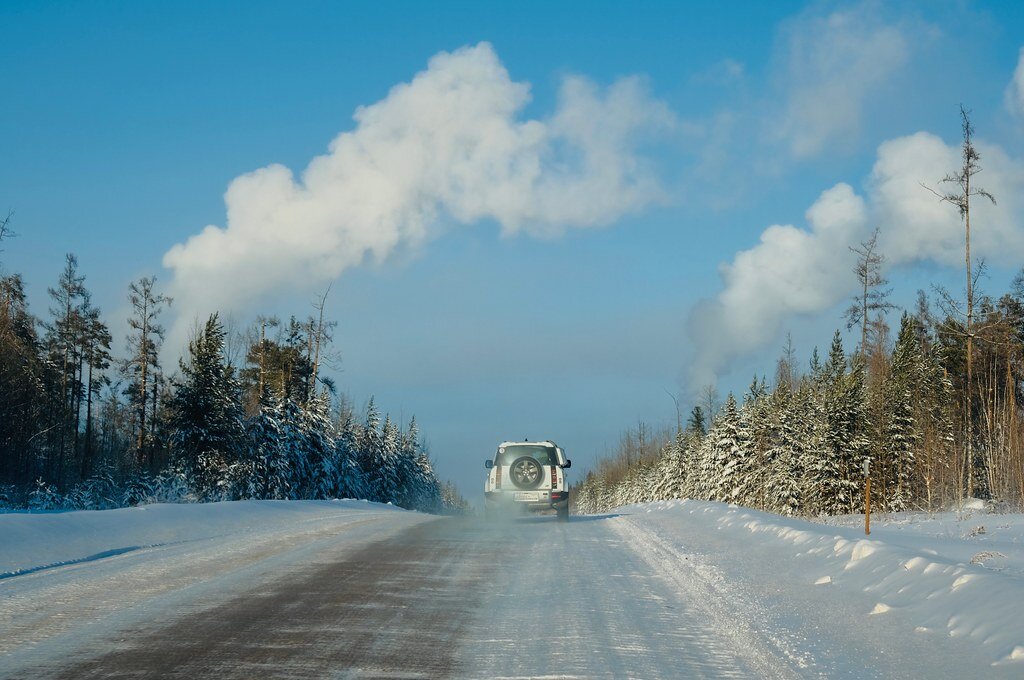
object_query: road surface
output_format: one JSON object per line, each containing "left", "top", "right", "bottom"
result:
{"left": 0, "top": 510, "right": 1008, "bottom": 678}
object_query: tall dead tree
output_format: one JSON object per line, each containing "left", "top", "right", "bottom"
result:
{"left": 924, "top": 106, "right": 996, "bottom": 498}
{"left": 308, "top": 284, "right": 336, "bottom": 402}
{"left": 256, "top": 316, "right": 279, "bottom": 401}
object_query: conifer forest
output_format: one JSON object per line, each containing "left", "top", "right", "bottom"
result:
{"left": 576, "top": 112, "right": 1024, "bottom": 517}
{"left": 0, "top": 219, "right": 466, "bottom": 512}
{"left": 577, "top": 293, "right": 1024, "bottom": 516}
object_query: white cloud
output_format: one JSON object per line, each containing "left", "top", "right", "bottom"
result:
{"left": 687, "top": 130, "right": 1024, "bottom": 389}
{"left": 1005, "top": 47, "right": 1024, "bottom": 118}
{"left": 687, "top": 183, "right": 866, "bottom": 387}
{"left": 694, "top": 58, "right": 746, "bottom": 87}
{"left": 770, "top": 3, "right": 909, "bottom": 158}
{"left": 871, "top": 132, "right": 1024, "bottom": 267}
{"left": 163, "top": 42, "right": 673, "bottom": 345}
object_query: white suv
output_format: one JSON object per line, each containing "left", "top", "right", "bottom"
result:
{"left": 484, "top": 441, "right": 572, "bottom": 521}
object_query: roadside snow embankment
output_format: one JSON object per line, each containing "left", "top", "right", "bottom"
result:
{"left": 623, "top": 500, "right": 1024, "bottom": 668}
{"left": 0, "top": 499, "right": 403, "bottom": 578}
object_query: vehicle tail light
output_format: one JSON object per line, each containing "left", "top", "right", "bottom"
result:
{"left": 495, "top": 464, "right": 501, "bottom": 489}
{"left": 551, "top": 465, "right": 558, "bottom": 489}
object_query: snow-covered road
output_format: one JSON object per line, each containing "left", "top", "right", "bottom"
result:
{"left": 2, "top": 501, "right": 1022, "bottom": 678}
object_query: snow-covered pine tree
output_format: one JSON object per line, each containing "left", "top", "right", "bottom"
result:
{"left": 302, "top": 391, "right": 338, "bottom": 499}
{"left": 686, "top": 406, "right": 707, "bottom": 437}
{"left": 370, "top": 414, "right": 401, "bottom": 504}
{"left": 168, "top": 314, "right": 245, "bottom": 499}
{"left": 401, "top": 417, "right": 442, "bottom": 512}
{"left": 677, "top": 432, "right": 702, "bottom": 500}
{"left": 740, "top": 379, "right": 772, "bottom": 509}
{"left": 357, "top": 397, "right": 383, "bottom": 500}
{"left": 651, "top": 434, "right": 684, "bottom": 501}
{"left": 28, "top": 478, "right": 64, "bottom": 510}
{"left": 805, "top": 336, "right": 846, "bottom": 516}
{"left": 276, "top": 396, "right": 313, "bottom": 499}
{"left": 918, "top": 332, "right": 955, "bottom": 512}
{"left": 245, "top": 387, "right": 290, "bottom": 499}
{"left": 805, "top": 381, "right": 831, "bottom": 513}
{"left": 333, "top": 403, "right": 367, "bottom": 500}
{"left": 392, "top": 416, "right": 420, "bottom": 509}
{"left": 592, "top": 473, "right": 610, "bottom": 512}
{"left": 765, "top": 385, "right": 804, "bottom": 516}
{"left": 615, "top": 462, "right": 649, "bottom": 506}
{"left": 636, "top": 461, "right": 657, "bottom": 504}
{"left": 692, "top": 429, "right": 717, "bottom": 501}
{"left": 710, "top": 394, "right": 748, "bottom": 503}
{"left": 813, "top": 332, "right": 870, "bottom": 515}
{"left": 574, "top": 472, "right": 599, "bottom": 514}
{"left": 412, "top": 449, "right": 442, "bottom": 512}
{"left": 882, "top": 314, "right": 923, "bottom": 511}
{"left": 841, "top": 358, "right": 872, "bottom": 513}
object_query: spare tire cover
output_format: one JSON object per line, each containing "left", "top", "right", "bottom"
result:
{"left": 509, "top": 456, "right": 543, "bottom": 489}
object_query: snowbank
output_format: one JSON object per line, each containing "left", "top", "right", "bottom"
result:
{"left": 0, "top": 499, "right": 403, "bottom": 578}
{"left": 624, "top": 500, "right": 1024, "bottom": 667}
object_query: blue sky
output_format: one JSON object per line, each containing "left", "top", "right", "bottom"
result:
{"left": 4, "top": 1, "right": 1024, "bottom": 497}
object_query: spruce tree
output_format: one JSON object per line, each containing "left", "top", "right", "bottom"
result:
{"left": 841, "top": 358, "right": 872, "bottom": 513}
{"left": 808, "top": 335, "right": 848, "bottom": 515}
{"left": 686, "top": 406, "right": 706, "bottom": 437}
{"left": 334, "top": 402, "right": 367, "bottom": 500}
{"left": 374, "top": 415, "right": 401, "bottom": 503}
{"left": 302, "top": 391, "right": 338, "bottom": 499}
{"left": 277, "top": 396, "right": 312, "bottom": 499}
{"left": 652, "top": 435, "right": 685, "bottom": 501}
{"left": 246, "top": 387, "right": 290, "bottom": 499}
{"left": 883, "top": 314, "right": 923, "bottom": 511}
{"left": 357, "top": 397, "right": 382, "bottom": 499}
{"left": 765, "top": 386, "right": 803, "bottom": 516}
{"left": 168, "top": 313, "right": 244, "bottom": 498}
{"left": 711, "top": 394, "right": 747, "bottom": 502}
{"left": 693, "top": 432, "right": 717, "bottom": 501}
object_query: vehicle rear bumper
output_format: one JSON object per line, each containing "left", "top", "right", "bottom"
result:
{"left": 485, "top": 490, "right": 568, "bottom": 512}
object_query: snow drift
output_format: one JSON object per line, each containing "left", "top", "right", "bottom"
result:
{"left": 627, "top": 500, "right": 1024, "bottom": 668}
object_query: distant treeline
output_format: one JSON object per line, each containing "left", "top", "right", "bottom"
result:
{"left": 0, "top": 218, "right": 467, "bottom": 513}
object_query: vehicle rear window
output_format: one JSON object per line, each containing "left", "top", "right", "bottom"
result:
{"left": 495, "top": 445, "right": 558, "bottom": 466}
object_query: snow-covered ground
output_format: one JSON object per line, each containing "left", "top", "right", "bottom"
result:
{"left": 2, "top": 499, "right": 1022, "bottom": 677}
{"left": 0, "top": 499, "right": 412, "bottom": 578}
{"left": 625, "top": 500, "right": 1024, "bottom": 672}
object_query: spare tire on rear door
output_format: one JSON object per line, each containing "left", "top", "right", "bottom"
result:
{"left": 509, "top": 456, "right": 543, "bottom": 489}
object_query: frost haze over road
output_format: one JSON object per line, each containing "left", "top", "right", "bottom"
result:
{"left": 3, "top": 500, "right": 1022, "bottom": 678}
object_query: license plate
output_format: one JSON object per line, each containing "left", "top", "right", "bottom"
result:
{"left": 514, "top": 492, "right": 540, "bottom": 502}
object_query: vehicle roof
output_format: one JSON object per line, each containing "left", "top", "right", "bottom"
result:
{"left": 496, "top": 441, "right": 566, "bottom": 464}
{"left": 498, "top": 440, "right": 559, "bottom": 449}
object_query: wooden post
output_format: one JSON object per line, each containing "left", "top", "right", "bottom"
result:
{"left": 863, "top": 458, "right": 871, "bottom": 536}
